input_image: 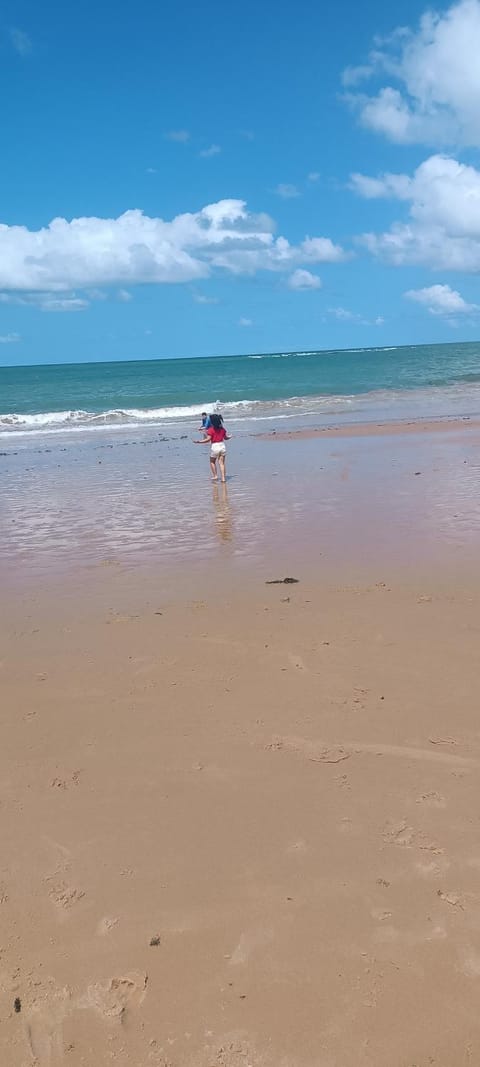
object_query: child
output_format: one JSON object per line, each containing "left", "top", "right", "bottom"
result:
{"left": 194, "top": 413, "right": 231, "bottom": 482}
{"left": 198, "top": 412, "right": 212, "bottom": 431}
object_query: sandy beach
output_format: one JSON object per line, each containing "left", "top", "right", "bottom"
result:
{"left": 2, "top": 420, "right": 480, "bottom": 1066}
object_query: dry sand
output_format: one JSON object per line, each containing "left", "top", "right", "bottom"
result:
{"left": 0, "top": 420, "right": 480, "bottom": 1062}
{"left": 2, "top": 554, "right": 480, "bottom": 1066}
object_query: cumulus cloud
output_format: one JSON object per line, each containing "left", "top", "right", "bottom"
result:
{"left": 10, "top": 27, "right": 32, "bottom": 56}
{"left": 117, "top": 289, "right": 133, "bottom": 302}
{"left": 0, "top": 200, "right": 348, "bottom": 300}
{"left": 354, "top": 154, "right": 480, "bottom": 270}
{"left": 288, "top": 269, "right": 322, "bottom": 290}
{"left": 343, "top": 0, "right": 480, "bottom": 146}
{"left": 405, "top": 283, "right": 478, "bottom": 315}
{"left": 274, "top": 184, "right": 300, "bottom": 199}
{"left": 307, "top": 172, "right": 320, "bottom": 183}
{"left": 165, "top": 130, "right": 190, "bottom": 143}
{"left": 199, "top": 144, "right": 221, "bottom": 158}
{"left": 0, "top": 332, "right": 20, "bottom": 343}
{"left": 238, "top": 317, "right": 253, "bottom": 327}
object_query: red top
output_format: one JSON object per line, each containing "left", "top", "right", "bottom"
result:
{"left": 207, "top": 426, "right": 227, "bottom": 444}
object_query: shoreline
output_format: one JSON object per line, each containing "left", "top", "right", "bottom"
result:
{"left": 2, "top": 414, "right": 480, "bottom": 585}
{"left": 254, "top": 413, "right": 480, "bottom": 440}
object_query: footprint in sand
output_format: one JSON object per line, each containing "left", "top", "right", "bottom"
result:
{"left": 383, "top": 820, "right": 444, "bottom": 855}
{"left": 267, "top": 735, "right": 350, "bottom": 765}
{"left": 382, "top": 820, "right": 415, "bottom": 847}
{"left": 46, "top": 879, "right": 85, "bottom": 914}
{"left": 97, "top": 916, "right": 119, "bottom": 936}
{"left": 370, "top": 907, "right": 392, "bottom": 922}
{"left": 84, "top": 971, "right": 148, "bottom": 1020}
{"left": 416, "top": 791, "right": 446, "bottom": 808}
{"left": 24, "top": 987, "right": 71, "bottom": 1067}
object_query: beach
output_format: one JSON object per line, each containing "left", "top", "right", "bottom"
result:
{"left": 2, "top": 413, "right": 480, "bottom": 1066}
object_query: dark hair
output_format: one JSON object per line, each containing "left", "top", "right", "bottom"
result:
{"left": 201, "top": 411, "right": 207, "bottom": 417}
{"left": 209, "top": 413, "right": 224, "bottom": 430}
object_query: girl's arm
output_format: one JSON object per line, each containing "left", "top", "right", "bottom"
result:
{"left": 194, "top": 437, "right": 211, "bottom": 444}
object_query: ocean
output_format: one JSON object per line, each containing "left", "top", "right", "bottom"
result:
{"left": 2, "top": 341, "right": 480, "bottom": 438}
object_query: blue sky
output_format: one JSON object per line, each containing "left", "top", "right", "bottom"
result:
{"left": 2, "top": 0, "right": 480, "bottom": 364}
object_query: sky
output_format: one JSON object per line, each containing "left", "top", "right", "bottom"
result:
{"left": 2, "top": 0, "right": 480, "bottom": 364}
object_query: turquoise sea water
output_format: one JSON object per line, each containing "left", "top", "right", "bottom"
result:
{"left": 1, "top": 341, "right": 480, "bottom": 436}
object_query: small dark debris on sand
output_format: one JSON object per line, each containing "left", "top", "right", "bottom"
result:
{"left": 265, "top": 577, "right": 299, "bottom": 585}
{"left": 14, "top": 998, "right": 21, "bottom": 1013}
{"left": 149, "top": 935, "right": 161, "bottom": 947}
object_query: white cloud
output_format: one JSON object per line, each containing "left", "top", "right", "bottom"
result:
{"left": 344, "top": 0, "right": 480, "bottom": 146}
{"left": 288, "top": 269, "right": 322, "bottom": 290}
{"left": 354, "top": 154, "right": 480, "bottom": 270}
{"left": 329, "top": 306, "right": 355, "bottom": 320}
{"left": 405, "top": 283, "right": 478, "bottom": 315}
{"left": 274, "top": 183, "right": 300, "bottom": 199}
{"left": 238, "top": 317, "right": 253, "bottom": 327}
{"left": 37, "top": 295, "right": 89, "bottom": 312}
{"left": 193, "top": 291, "right": 219, "bottom": 304}
{"left": 0, "top": 332, "right": 20, "bottom": 343}
{"left": 342, "top": 64, "right": 375, "bottom": 88}
{"left": 199, "top": 144, "right": 221, "bottom": 158}
{"left": 0, "top": 291, "right": 89, "bottom": 311}
{"left": 10, "top": 27, "right": 32, "bottom": 56}
{"left": 117, "top": 289, "right": 133, "bottom": 302}
{"left": 328, "top": 307, "right": 384, "bottom": 326}
{"left": 300, "top": 237, "right": 349, "bottom": 263}
{"left": 307, "top": 172, "right": 320, "bottom": 183}
{"left": 86, "top": 288, "right": 107, "bottom": 301}
{"left": 165, "top": 130, "right": 190, "bottom": 143}
{"left": 0, "top": 200, "right": 348, "bottom": 297}
{"left": 349, "top": 171, "right": 411, "bottom": 200}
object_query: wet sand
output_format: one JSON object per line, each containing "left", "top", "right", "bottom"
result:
{"left": 255, "top": 413, "right": 480, "bottom": 440}
{"left": 1, "top": 425, "right": 480, "bottom": 1066}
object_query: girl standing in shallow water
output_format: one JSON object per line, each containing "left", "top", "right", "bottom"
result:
{"left": 194, "top": 413, "right": 231, "bottom": 482}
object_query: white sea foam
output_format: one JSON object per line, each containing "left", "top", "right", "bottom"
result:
{"left": 0, "top": 402, "right": 218, "bottom": 432}
{"left": 2, "top": 380, "right": 480, "bottom": 440}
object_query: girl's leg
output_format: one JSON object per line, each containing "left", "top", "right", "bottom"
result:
{"left": 210, "top": 456, "right": 218, "bottom": 480}
{"left": 218, "top": 453, "right": 226, "bottom": 483}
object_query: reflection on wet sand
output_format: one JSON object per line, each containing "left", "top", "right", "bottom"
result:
{"left": 212, "top": 482, "right": 232, "bottom": 544}
{"left": 2, "top": 425, "right": 480, "bottom": 581}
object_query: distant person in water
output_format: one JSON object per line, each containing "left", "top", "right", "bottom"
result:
{"left": 198, "top": 412, "right": 212, "bottom": 431}
{"left": 194, "top": 413, "right": 231, "bottom": 482}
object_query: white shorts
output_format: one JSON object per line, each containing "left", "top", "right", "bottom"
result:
{"left": 210, "top": 442, "right": 226, "bottom": 458}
